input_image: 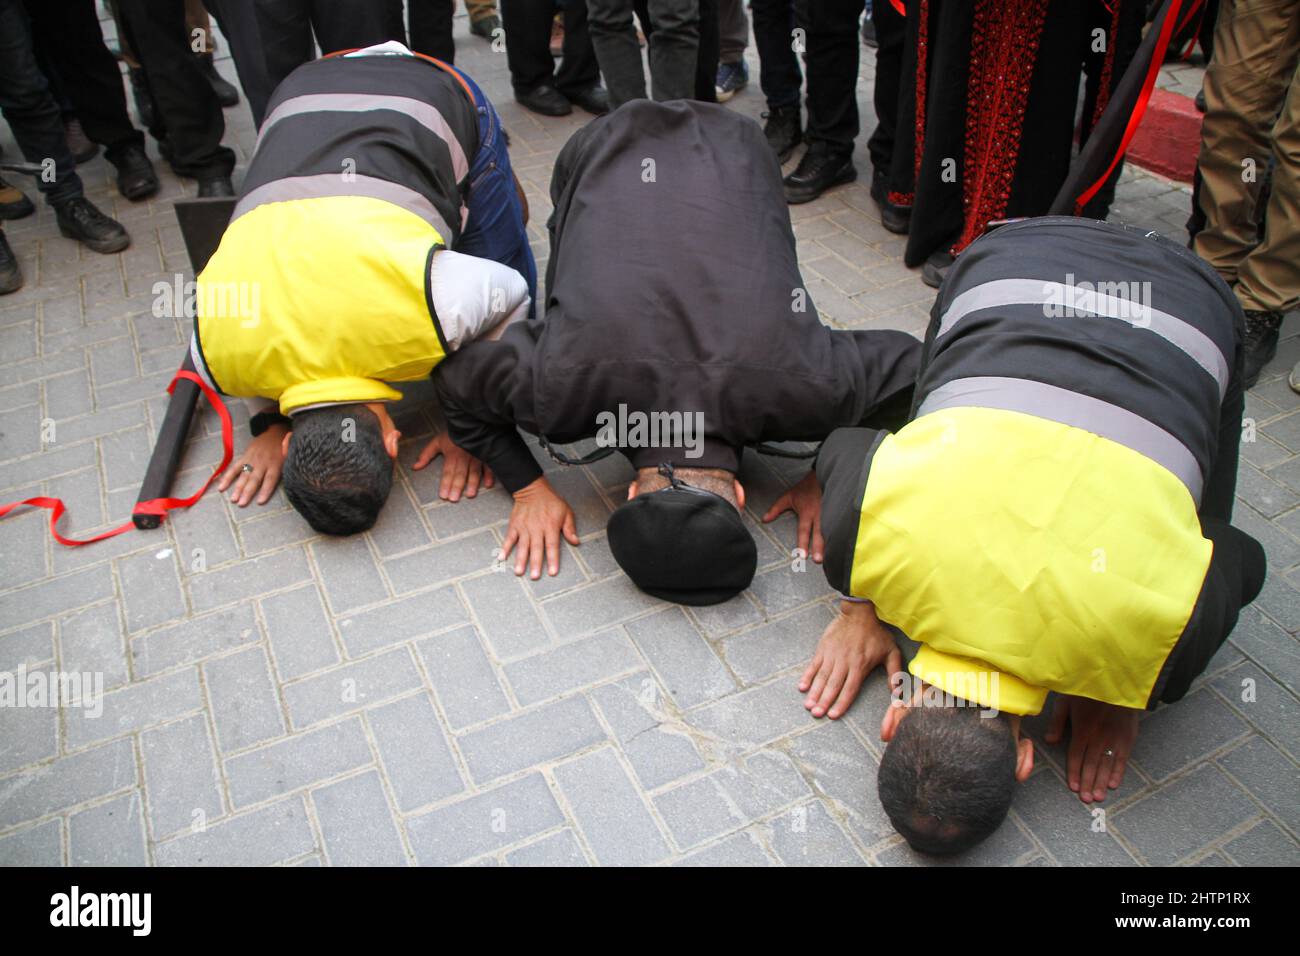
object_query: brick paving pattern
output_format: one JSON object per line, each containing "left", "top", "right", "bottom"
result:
{"left": 0, "top": 15, "right": 1295, "bottom": 866}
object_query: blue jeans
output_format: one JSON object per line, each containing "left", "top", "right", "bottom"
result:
{"left": 452, "top": 65, "right": 538, "bottom": 317}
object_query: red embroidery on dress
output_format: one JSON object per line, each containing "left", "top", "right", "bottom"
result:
{"left": 1088, "top": 0, "right": 1123, "bottom": 140}
{"left": 910, "top": 0, "right": 930, "bottom": 207}
{"left": 954, "top": 0, "right": 1049, "bottom": 255}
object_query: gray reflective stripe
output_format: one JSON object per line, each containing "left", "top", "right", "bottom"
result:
{"left": 189, "top": 332, "right": 219, "bottom": 394}
{"left": 232, "top": 173, "right": 453, "bottom": 242}
{"left": 917, "top": 376, "right": 1204, "bottom": 504}
{"left": 937, "top": 278, "right": 1230, "bottom": 398}
{"left": 257, "top": 93, "right": 469, "bottom": 181}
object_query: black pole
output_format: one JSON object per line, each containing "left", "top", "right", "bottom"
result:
{"left": 133, "top": 354, "right": 200, "bottom": 530}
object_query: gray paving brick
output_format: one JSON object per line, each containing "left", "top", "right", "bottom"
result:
{"left": 66, "top": 666, "right": 203, "bottom": 748}
{"left": 368, "top": 483, "right": 431, "bottom": 557}
{"left": 768, "top": 799, "right": 865, "bottom": 866}
{"left": 405, "top": 772, "right": 565, "bottom": 866}
{"left": 117, "top": 549, "right": 186, "bottom": 632}
{"left": 131, "top": 604, "right": 260, "bottom": 677}
{"left": 689, "top": 593, "right": 765, "bottom": 637}
{"left": 284, "top": 648, "right": 421, "bottom": 729}
{"left": 225, "top": 716, "right": 372, "bottom": 807}
{"left": 747, "top": 566, "right": 838, "bottom": 617}
{"left": 0, "top": 622, "right": 53, "bottom": 671}
{"left": 1223, "top": 819, "right": 1300, "bottom": 867}
{"left": 311, "top": 535, "right": 388, "bottom": 613}
{"left": 1112, "top": 764, "right": 1258, "bottom": 865}
{"left": 0, "top": 737, "right": 136, "bottom": 828}
{"left": 68, "top": 790, "right": 147, "bottom": 866}
{"left": 554, "top": 747, "right": 671, "bottom": 865}
{"left": 415, "top": 625, "right": 510, "bottom": 730}
{"left": 687, "top": 678, "right": 813, "bottom": 751}
{"left": 542, "top": 576, "right": 663, "bottom": 638}
{"left": 188, "top": 547, "right": 311, "bottom": 614}
{"left": 0, "top": 564, "right": 114, "bottom": 626}
{"left": 875, "top": 807, "right": 1037, "bottom": 865}
{"left": 0, "top": 699, "right": 58, "bottom": 774}
{"left": 154, "top": 796, "right": 316, "bottom": 866}
{"left": 0, "top": 819, "right": 62, "bottom": 866}
{"left": 312, "top": 770, "right": 407, "bottom": 866}
{"left": 237, "top": 506, "right": 317, "bottom": 556}
{"left": 58, "top": 603, "right": 128, "bottom": 690}
{"left": 424, "top": 486, "right": 514, "bottom": 537}
{"left": 1211, "top": 663, "right": 1300, "bottom": 760}
{"left": 1235, "top": 464, "right": 1300, "bottom": 518}
{"left": 625, "top": 607, "right": 736, "bottom": 708}
{"left": 172, "top": 491, "right": 240, "bottom": 576}
{"left": 1014, "top": 769, "right": 1140, "bottom": 866}
{"left": 1129, "top": 687, "right": 1249, "bottom": 781}
{"left": 0, "top": 509, "right": 46, "bottom": 588}
{"left": 1230, "top": 607, "right": 1300, "bottom": 690}
{"left": 589, "top": 673, "right": 705, "bottom": 789}
{"left": 720, "top": 604, "right": 834, "bottom": 684}
{"left": 140, "top": 713, "right": 224, "bottom": 839}
{"left": 204, "top": 645, "right": 286, "bottom": 752}
{"left": 675, "top": 830, "right": 773, "bottom": 866}
{"left": 367, "top": 693, "right": 464, "bottom": 811}
{"left": 1217, "top": 736, "right": 1300, "bottom": 834}
{"left": 505, "top": 829, "right": 588, "bottom": 866}
{"left": 261, "top": 585, "right": 340, "bottom": 680}
{"left": 336, "top": 584, "right": 468, "bottom": 656}
{"left": 655, "top": 750, "right": 810, "bottom": 849}
{"left": 462, "top": 572, "right": 549, "bottom": 658}
{"left": 458, "top": 695, "right": 606, "bottom": 784}
{"left": 786, "top": 720, "right": 895, "bottom": 846}
{"left": 503, "top": 628, "right": 640, "bottom": 705}
{"left": 384, "top": 529, "right": 496, "bottom": 594}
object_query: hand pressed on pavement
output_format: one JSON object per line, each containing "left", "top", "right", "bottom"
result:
{"left": 762, "top": 470, "right": 825, "bottom": 563}
{"left": 1045, "top": 695, "right": 1140, "bottom": 804}
{"left": 800, "top": 599, "right": 902, "bottom": 719}
{"left": 501, "top": 476, "right": 579, "bottom": 579}
{"left": 412, "top": 431, "right": 495, "bottom": 502}
{"left": 219, "top": 423, "right": 289, "bottom": 507}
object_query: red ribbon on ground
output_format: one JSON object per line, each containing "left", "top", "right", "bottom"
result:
{"left": 0, "top": 370, "right": 233, "bottom": 547}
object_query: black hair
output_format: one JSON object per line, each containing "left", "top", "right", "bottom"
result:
{"left": 281, "top": 404, "right": 393, "bottom": 535}
{"left": 877, "top": 704, "right": 1019, "bottom": 856}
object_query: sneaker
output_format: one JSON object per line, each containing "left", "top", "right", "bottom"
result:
{"left": 65, "top": 117, "right": 98, "bottom": 164}
{"left": 54, "top": 196, "right": 130, "bottom": 255}
{"left": 1242, "top": 309, "right": 1284, "bottom": 388}
{"left": 198, "top": 53, "right": 240, "bottom": 108}
{"left": 763, "top": 105, "right": 802, "bottom": 164}
{"left": 197, "top": 176, "right": 236, "bottom": 198}
{"left": 715, "top": 60, "right": 749, "bottom": 103}
{"left": 109, "top": 144, "right": 160, "bottom": 201}
{"left": 0, "top": 176, "right": 35, "bottom": 220}
{"left": 783, "top": 141, "right": 855, "bottom": 204}
{"left": 471, "top": 14, "right": 501, "bottom": 40}
{"left": 0, "top": 231, "right": 22, "bottom": 295}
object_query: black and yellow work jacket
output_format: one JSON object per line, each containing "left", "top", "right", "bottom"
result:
{"left": 191, "top": 47, "right": 478, "bottom": 414}
{"left": 818, "top": 218, "right": 1265, "bottom": 715}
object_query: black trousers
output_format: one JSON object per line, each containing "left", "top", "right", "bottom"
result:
{"left": 0, "top": 0, "right": 83, "bottom": 203}
{"left": 22, "top": 0, "right": 143, "bottom": 160}
{"left": 409, "top": 0, "right": 455, "bottom": 63}
{"left": 117, "top": 0, "right": 236, "bottom": 180}
{"left": 751, "top": 0, "right": 800, "bottom": 109}
{"left": 634, "top": 0, "right": 719, "bottom": 102}
{"left": 254, "top": 0, "right": 406, "bottom": 92}
{"left": 865, "top": 0, "right": 905, "bottom": 178}
{"left": 500, "top": 0, "right": 599, "bottom": 96}
{"left": 205, "top": 0, "right": 277, "bottom": 129}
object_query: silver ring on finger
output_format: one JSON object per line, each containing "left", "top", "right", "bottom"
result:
{"left": 241, "top": 463, "right": 254, "bottom": 474}
{"left": 1103, "top": 748, "right": 1115, "bottom": 758}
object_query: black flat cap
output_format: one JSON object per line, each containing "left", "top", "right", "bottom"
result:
{"left": 607, "top": 484, "right": 757, "bottom": 606}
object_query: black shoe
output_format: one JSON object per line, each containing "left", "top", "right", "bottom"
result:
{"left": 0, "top": 176, "right": 35, "bottom": 221}
{"left": 65, "top": 118, "right": 99, "bottom": 165}
{"left": 197, "top": 176, "right": 236, "bottom": 198}
{"left": 1242, "top": 309, "right": 1284, "bottom": 388}
{"left": 783, "top": 142, "right": 855, "bottom": 204}
{"left": 516, "top": 84, "right": 572, "bottom": 117}
{"left": 471, "top": 14, "right": 501, "bottom": 40}
{"left": 565, "top": 83, "right": 610, "bottom": 115}
{"left": 109, "top": 144, "right": 160, "bottom": 201}
{"left": 54, "top": 196, "right": 130, "bottom": 255}
{"left": 861, "top": 18, "right": 878, "bottom": 48}
{"left": 199, "top": 53, "right": 240, "bottom": 108}
{"left": 870, "top": 177, "right": 911, "bottom": 234}
{"left": 129, "top": 67, "right": 157, "bottom": 130}
{"left": 0, "top": 232, "right": 22, "bottom": 295}
{"left": 763, "top": 105, "right": 802, "bottom": 164}
{"left": 1195, "top": 88, "right": 1207, "bottom": 113}
{"left": 922, "top": 249, "right": 955, "bottom": 289}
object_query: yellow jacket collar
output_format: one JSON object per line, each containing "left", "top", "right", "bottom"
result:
{"left": 909, "top": 645, "right": 1048, "bottom": 716}
{"left": 279, "top": 377, "right": 403, "bottom": 415}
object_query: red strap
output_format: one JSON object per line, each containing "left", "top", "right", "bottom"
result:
{"left": 1072, "top": 0, "right": 1201, "bottom": 214}
{"left": 890, "top": 0, "right": 906, "bottom": 15}
{"left": 0, "top": 370, "right": 233, "bottom": 547}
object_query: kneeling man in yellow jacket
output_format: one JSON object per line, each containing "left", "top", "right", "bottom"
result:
{"left": 192, "top": 42, "right": 533, "bottom": 534}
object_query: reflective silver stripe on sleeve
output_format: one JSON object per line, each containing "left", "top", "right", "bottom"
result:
{"left": 257, "top": 93, "right": 469, "bottom": 181}
{"left": 232, "top": 173, "right": 452, "bottom": 242}
{"left": 917, "top": 375, "right": 1204, "bottom": 505}
{"left": 936, "top": 277, "right": 1230, "bottom": 398}
{"left": 189, "top": 332, "right": 219, "bottom": 394}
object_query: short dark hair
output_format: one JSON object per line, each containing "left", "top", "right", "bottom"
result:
{"left": 877, "top": 704, "right": 1018, "bottom": 856}
{"left": 281, "top": 404, "right": 393, "bottom": 535}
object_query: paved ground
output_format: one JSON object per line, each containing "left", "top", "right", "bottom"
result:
{"left": 0, "top": 14, "right": 1297, "bottom": 868}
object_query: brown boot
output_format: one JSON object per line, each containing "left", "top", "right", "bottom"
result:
{"left": 0, "top": 176, "right": 35, "bottom": 220}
